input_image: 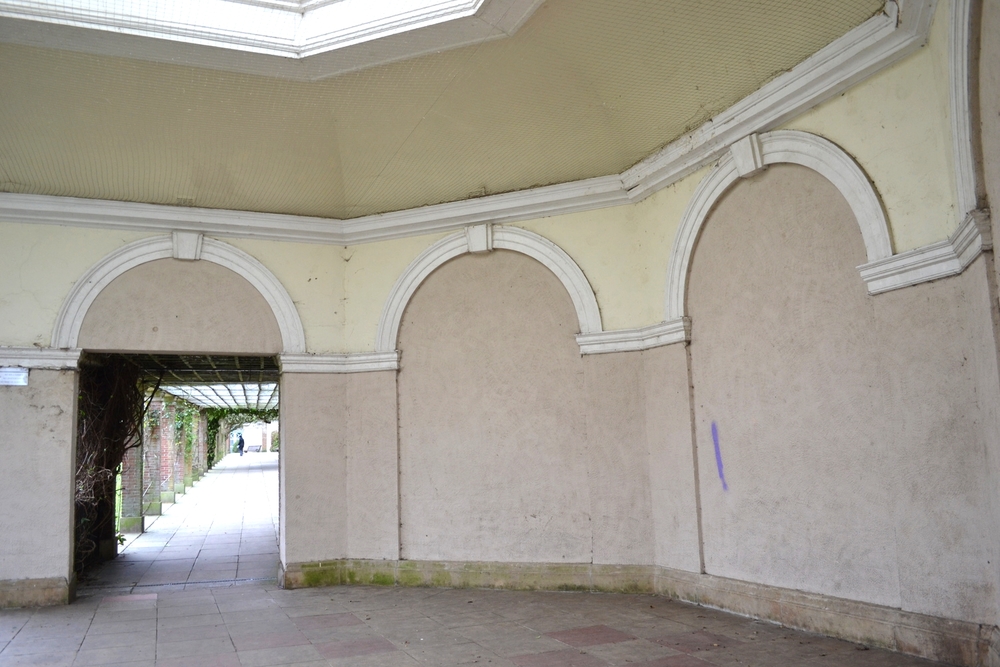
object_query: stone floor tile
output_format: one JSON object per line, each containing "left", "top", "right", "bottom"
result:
{"left": 582, "top": 638, "right": 680, "bottom": 666}
{"left": 157, "top": 602, "right": 220, "bottom": 619}
{"left": 153, "top": 653, "right": 241, "bottom": 667}
{"left": 3, "top": 636, "right": 83, "bottom": 656}
{"left": 79, "top": 629, "right": 157, "bottom": 650}
{"left": 230, "top": 631, "right": 310, "bottom": 652}
{"left": 0, "top": 652, "right": 76, "bottom": 667}
{"left": 316, "top": 637, "right": 399, "bottom": 660}
{"left": 156, "top": 623, "right": 231, "bottom": 644}
{"left": 233, "top": 643, "right": 324, "bottom": 667}
{"left": 291, "top": 613, "right": 363, "bottom": 631}
{"left": 154, "top": 636, "right": 235, "bottom": 660}
{"left": 510, "top": 648, "right": 608, "bottom": 666}
{"left": 545, "top": 625, "right": 635, "bottom": 648}
{"left": 72, "top": 643, "right": 156, "bottom": 666}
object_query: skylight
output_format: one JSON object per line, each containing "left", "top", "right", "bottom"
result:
{"left": 0, "top": 0, "right": 541, "bottom": 60}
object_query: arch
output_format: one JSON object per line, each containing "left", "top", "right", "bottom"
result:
{"left": 665, "top": 130, "right": 892, "bottom": 322}
{"left": 52, "top": 234, "right": 306, "bottom": 353}
{"left": 375, "top": 225, "right": 602, "bottom": 353}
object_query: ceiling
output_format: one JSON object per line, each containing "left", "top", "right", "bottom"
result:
{"left": 122, "top": 353, "right": 281, "bottom": 410}
{"left": 0, "top": 0, "right": 883, "bottom": 220}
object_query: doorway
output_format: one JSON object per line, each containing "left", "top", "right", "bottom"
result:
{"left": 74, "top": 352, "right": 281, "bottom": 592}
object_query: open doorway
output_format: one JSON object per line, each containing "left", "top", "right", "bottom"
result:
{"left": 74, "top": 352, "right": 281, "bottom": 592}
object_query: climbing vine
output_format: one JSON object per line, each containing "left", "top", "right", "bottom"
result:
{"left": 75, "top": 354, "right": 160, "bottom": 573}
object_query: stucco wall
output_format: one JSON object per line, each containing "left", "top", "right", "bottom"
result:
{"left": 979, "top": 0, "right": 1000, "bottom": 625}
{"left": 687, "top": 163, "right": 999, "bottom": 624}
{"left": 280, "top": 372, "right": 348, "bottom": 565}
{"left": 0, "top": 370, "right": 76, "bottom": 583}
{"left": 397, "top": 250, "right": 593, "bottom": 562}
{"left": 643, "top": 343, "right": 701, "bottom": 573}
{"left": 79, "top": 258, "right": 283, "bottom": 353}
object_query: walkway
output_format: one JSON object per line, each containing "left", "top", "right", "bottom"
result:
{"left": 0, "top": 454, "right": 948, "bottom": 667}
{"left": 81, "top": 452, "right": 280, "bottom": 592}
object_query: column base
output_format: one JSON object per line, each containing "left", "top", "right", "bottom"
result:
{"left": 0, "top": 576, "right": 74, "bottom": 607}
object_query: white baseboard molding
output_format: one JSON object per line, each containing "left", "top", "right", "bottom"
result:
{"left": 279, "top": 351, "right": 399, "bottom": 373}
{"left": 0, "top": 347, "right": 81, "bottom": 369}
{"left": 576, "top": 318, "right": 689, "bottom": 355}
{"left": 859, "top": 209, "right": 991, "bottom": 294}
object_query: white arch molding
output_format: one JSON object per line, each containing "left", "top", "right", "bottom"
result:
{"left": 665, "top": 130, "right": 893, "bottom": 323}
{"left": 51, "top": 234, "right": 307, "bottom": 353}
{"left": 375, "top": 225, "right": 602, "bottom": 354}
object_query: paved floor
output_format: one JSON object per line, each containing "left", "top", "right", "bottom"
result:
{"left": 0, "top": 454, "right": 950, "bottom": 667}
{"left": 80, "top": 452, "right": 281, "bottom": 592}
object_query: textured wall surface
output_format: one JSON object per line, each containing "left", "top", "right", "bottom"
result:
{"left": 0, "top": 370, "right": 76, "bottom": 581}
{"left": 979, "top": 0, "right": 1000, "bottom": 625}
{"left": 397, "top": 251, "right": 594, "bottom": 562}
{"left": 687, "top": 163, "right": 999, "bottom": 624}
{"left": 78, "top": 258, "right": 283, "bottom": 354}
{"left": 280, "top": 373, "right": 348, "bottom": 565}
{"left": 643, "top": 343, "right": 701, "bottom": 573}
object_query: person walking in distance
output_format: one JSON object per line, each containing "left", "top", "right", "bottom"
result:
{"left": 237, "top": 433, "right": 245, "bottom": 456}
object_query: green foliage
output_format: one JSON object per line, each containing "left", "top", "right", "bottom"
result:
{"left": 174, "top": 404, "right": 198, "bottom": 456}
{"left": 204, "top": 407, "right": 279, "bottom": 466}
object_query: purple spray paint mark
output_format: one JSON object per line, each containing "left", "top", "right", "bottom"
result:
{"left": 711, "top": 421, "right": 728, "bottom": 491}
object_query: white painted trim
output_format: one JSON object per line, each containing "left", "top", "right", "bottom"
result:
{"left": 858, "top": 210, "right": 988, "bottom": 294}
{"left": 622, "top": 0, "right": 936, "bottom": 201}
{"left": 666, "top": 130, "right": 893, "bottom": 321}
{"left": 492, "top": 226, "right": 602, "bottom": 335}
{"left": 0, "top": 1, "right": 935, "bottom": 247}
{"left": 375, "top": 226, "right": 602, "bottom": 353}
{"left": 0, "top": 347, "right": 81, "bottom": 369}
{"left": 51, "top": 235, "right": 307, "bottom": 353}
{"left": 280, "top": 352, "right": 399, "bottom": 373}
{"left": 375, "top": 232, "right": 471, "bottom": 353}
{"left": 950, "top": 0, "right": 979, "bottom": 216}
{"left": 576, "top": 319, "right": 689, "bottom": 355}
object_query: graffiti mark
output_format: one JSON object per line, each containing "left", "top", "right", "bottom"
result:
{"left": 711, "top": 421, "right": 728, "bottom": 491}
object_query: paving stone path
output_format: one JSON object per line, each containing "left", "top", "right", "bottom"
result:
{"left": 0, "top": 453, "right": 948, "bottom": 667}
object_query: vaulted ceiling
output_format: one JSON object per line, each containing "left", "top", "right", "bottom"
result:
{"left": 0, "top": 0, "right": 883, "bottom": 220}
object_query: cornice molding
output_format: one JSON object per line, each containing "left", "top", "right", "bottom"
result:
{"left": 858, "top": 209, "right": 990, "bottom": 294}
{"left": 576, "top": 319, "right": 690, "bottom": 355}
{"left": 375, "top": 225, "right": 602, "bottom": 354}
{"left": 621, "top": 0, "right": 936, "bottom": 201}
{"left": 279, "top": 352, "right": 399, "bottom": 373}
{"left": 0, "top": 347, "right": 81, "bottom": 369}
{"left": 0, "top": 1, "right": 935, "bottom": 247}
{"left": 51, "top": 235, "right": 307, "bottom": 353}
{"left": 666, "top": 130, "right": 893, "bottom": 322}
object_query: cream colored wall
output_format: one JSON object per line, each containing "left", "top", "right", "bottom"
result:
{"left": 228, "top": 239, "right": 346, "bottom": 354}
{"left": 0, "top": 223, "right": 150, "bottom": 347}
{"left": 785, "top": 0, "right": 958, "bottom": 252}
{"left": 340, "top": 233, "right": 450, "bottom": 352}
{"left": 687, "top": 163, "right": 999, "bottom": 624}
{"left": 0, "top": 370, "right": 76, "bottom": 583}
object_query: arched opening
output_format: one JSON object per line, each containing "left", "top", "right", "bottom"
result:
{"left": 58, "top": 238, "right": 301, "bottom": 591}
